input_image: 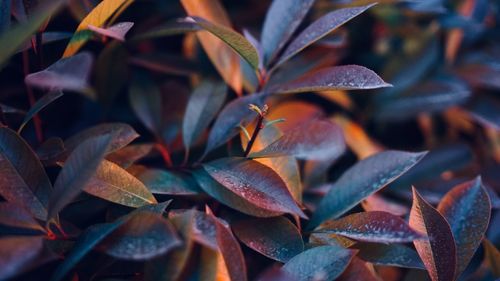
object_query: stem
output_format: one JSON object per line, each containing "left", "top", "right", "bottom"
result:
{"left": 244, "top": 114, "right": 265, "bottom": 157}
{"left": 155, "top": 137, "right": 173, "bottom": 167}
{"left": 22, "top": 51, "right": 44, "bottom": 142}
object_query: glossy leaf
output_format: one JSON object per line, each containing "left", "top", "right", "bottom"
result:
{"left": 0, "top": 202, "right": 45, "bottom": 233}
{"left": 355, "top": 242, "right": 425, "bottom": 269}
{"left": 275, "top": 4, "right": 375, "bottom": 68}
{"left": 309, "top": 150, "right": 426, "bottom": 228}
{"left": 63, "top": 0, "right": 134, "bottom": 57}
{"left": 316, "top": 211, "right": 423, "bottom": 243}
{"left": 185, "top": 16, "right": 259, "bottom": 70}
{"left": 232, "top": 217, "right": 304, "bottom": 262}
{"left": 133, "top": 168, "right": 200, "bottom": 195}
{"left": 410, "top": 187, "right": 456, "bottom": 281}
{"left": 99, "top": 211, "right": 181, "bottom": 260}
{"left": 203, "top": 158, "right": 306, "bottom": 218}
{"left": 0, "top": 127, "right": 52, "bottom": 220}
{"left": 0, "top": 236, "right": 46, "bottom": 280}
{"left": 270, "top": 65, "right": 392, "bottom": 94}
{"left": 282, "top": 245, "right": 356, "bottom": 281}
{"left": 87, "top": 21, "right": 134, "bottom": 41}
{"left": 361, "top": 194, "right": 409, "bottom": 217}
{"left": 84, "top": 160, "right": 157, "bottom": 208}
{"left": 250, "top": 119, "right": 346, "bottom": 161}
{"left": 183, "top": 80, "right": 227, "bottom": 150}
{"left": 18, "top": 91, "right": 63, "bottom": 134}
{"left": 260, "top": 0, "right": 315, "bottom": 65}
{"left": 48, "top": 134, "right": 112, "bottom": 221}
{"left": 437, "top": 177, "right": 491, "bottom": 278}
{"left": 181, "top": 0, "right": 242, "bottom": 94}
{"left": 204, "top": 93, "right": 266, "bottom": 156}
{"left": 483, "top": 239, "right": 500, "bottom": 278}
{"left": 25, "top": 52, "right": 93, "bottom": 94}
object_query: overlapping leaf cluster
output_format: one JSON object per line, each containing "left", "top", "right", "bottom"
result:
{"left": 0, "top": 0, "right": 499, "bottom": 281}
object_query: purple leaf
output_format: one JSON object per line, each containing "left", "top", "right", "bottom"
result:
{"left": 106, "top": 144, "right": 153, "bottom": 168}
{"left": 0, "top": 202, "right": 46, "bottom": 233}
{"left": 270, "top": 65, "right": 392, "bottom": 94}
{"left": 354, "top": 242, "right": 425, "bottom": 269}
{"left": 0, "top": 236, "right": 48, "bottom": 280}
{"left": 87, "top": 21, "right": 134, "bottom": 41}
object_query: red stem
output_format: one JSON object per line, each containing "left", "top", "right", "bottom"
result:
{"left": 22, "top": 51, "right": 44, "bottom": 142}
{"left": 155, "top": 138, "right": 173, "bottom": 167}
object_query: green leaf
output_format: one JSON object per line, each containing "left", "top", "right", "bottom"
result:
{"left": 18, "top": 91, "right": 64, "bottom": 134}
{"left": 84, "top": 159, "right": 157, "bottom": 208}
{"left": 203, "top": 158, "right": 306, "bottom": 218}
{"left": 410, "top": 187, "right": 456, "bottom": 281}
{"left": 185, "top": 16, "right": 260, "bottom": 70}
{"left": 309, "top": 150, "right": 426, "bottom": 229}
{"left": 95, "top": 42, "right": 129, "bottom": 108}
{"left": 0, "top": 127, "right": 52, "bottom": 220}
{"left": 132, "top": 168, "right": 200, "bottom": 195}
{"left": 48, "top": 134, "right": 112, "bottom": 221}
{"left": 274, "top": 4, "right": 376, "bottom": 68}
{"left": 315, "top": 211, "right": 424, "bottom": 243}
{"left": 183, "top": 80, "right": 227, "bottom": 150}
{"left": 129, "top": 73, "right": 163, "bottom": 135}
{"left": 282, "top": 245, "right": 356, "bottom": 281}
{"left": 232, "top": 217, "right": 304, "bottom": 262}
{"left": 437, "top": 177, "right": 491, "bottom": 278}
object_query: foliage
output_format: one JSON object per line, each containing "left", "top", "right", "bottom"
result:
{"left": 0, "top": 0, "right": 499, "bottom": 280}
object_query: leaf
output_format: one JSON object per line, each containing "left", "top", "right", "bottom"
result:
{"left": 354, "top": 242, "right": 425, "bottom": 269}
{"left": 184, "top": 17, "right": 260, "bottom": 70}
{"left": 95, "top": 41, "right": 129, "bottom": 107}
{"left": 361, "top": 193, "right": 409, "bottom": 217}
{"left": 106, "top": 143, "right": 152, "bottom": 168}
{"left": 207, "top": 207, "right": 248, "bottom": 281}
{"left": 0, "top": 0, "right": 66, "bottom": 68}
{"left": 437, "top": 177, "right": 491, "bottom": 278}
{"left": 0, "top": 236, "right": 46, "bottom": 280}
{"left": 98, "top": 211, "right": 181, "bottom": 260}
{"left": 25, "top": 52, "right": 94, "bottom": 95}
{"left": 132, "top": 20, "right": 200, "bottom": 40}
{"left": 275, "top": 4, "right": 375, "bottom": 68}
{"left": 483, "top": 239, "right": 500, "bottom": 278}
{"left": 132, "top": 168, "right": 200, "bottom": 195}
{"left": 18, "top": 91, "right": 64, "bottom": 134}
{"left": 62, "top": 0, "right": 134, "bottom": 57}
{"left": 87, "top": 21, "right": 134, "bottom": 41}
{"left": 193, "top": 168, "right": 284, "bottom": 217}
{"left": 260, "top": 0, "right": 315, "bottom": 65}
{"left": 309, "top": 150, "right": 426, "bottom": 228}
{"left": 36, "top": 137, "right": 66, "bottom": 164}
{"left": 129, "top": 72, "right": 162, "bottom": 135}
{"left": 0, "top": 127, "right": 52, "bottom": 220}
{"left": 204, "top": 93, "right": 266, "bottom": 156}
{"left": 409, "top": 187, "right": 456, "bottom": 281}
{"left": 48, "top": 134, "right": 112, "bottom": 221}
{"left": 270, "top": 65, "right": 392, "bottom": 94}
{"left": 183, "top": 80, "right": 227, "bottom": 150}
{"left": 84, "top": 160, "right": 157, "bottom": 208}
{"left": 338, "top": 257, "right": 380, "bottom": 281}
{"left": 203, "top": 158, "right": 306, "bottom": 218}
{"left": 282, "top": 245, "right": 356, "bottom": 281}
{"left": 232, "top": 217, "right": 304, "bottom": 262}
{"left": 16, "top": 31, "right": 73, "bottom": 53}
{"left": 250, "top": 119, "right": 346, "bottom": 161}
{"left": 64, "top": 123, "right": 139, "bottom": 154}
{"left": 0, "top": 0, "right": 11, "bottom": 34}
{"left": 0, "top": 202, "right": 46, "bottom": 234}
{"left": 316, "top": 211, "right": 423, "bottom": 243}
{"left": 181, "top": 0, "right": 242, "bottom": 94}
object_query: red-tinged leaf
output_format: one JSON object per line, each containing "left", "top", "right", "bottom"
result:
{"left": 338, "top": 257, "right": 380, "bottom": 281}
{"left": 232, "top": 217, "right": 304, "bottom": 262}
{"left": 169, "top": 210, "right": 218, "bottom": 250}
{"left": 270, "top": 65, "right": 392, "bottom": 94}
{"left": 309, "top": 150, "right": 427, "bottom": 229}
{"left": 106, "top": 144, "right": 153, "bottom": 168}
{"left": 410, "top": 187, "right": 457, "bottom": 281}
{"left": 354, "top": 242, "right": 425, "bottom": 269}
{"left": 184, "top": 16, "right": 260, "bottom": 70}
{"left": 483, "top": 239, "right": 500, "bottom": 278}
{"left": 129, "top": 53, "right": 198, "bottom": 77}
{"left": 48, "top": 134, "right": 112, "bottom": 221}
{"left": 64, "top": 123, "right": 139, "bottom": 154}
{"left": 437, "top": 177, "right": 491, "bottom": 278}
{"left": 87, "top": 21, "right": 134, "bottom": 41}
{"left": 204, "top": 93, "right": 266, "bottom": 156}
{"left": 183, "top": 80, "right": 227, "bottom": 150}
{"left": 203, "top": 158, "right": 306, "bottom": 218}
{"left": 98, "top": 211, "right": 181, "bottom": 260}
{"left": 250, "top": 119, "right": 346, "bottom": 161}
{"left": 25, "top": 52, "right": 94, "bottom": 95}
{"left": 275, "top": 4, "right": 376, "bottom": 68}
{"left": 193, "top": 168, "right": 285, "bottom": 217}
{"left": 0, "top": 127, "right": 52, "bottom": 220}
{"left": 256, "top": 266, "right": 296, "bottom": 281}
{"left": 84, "top": 160, "right": 157, "bottom": 208}
{"left": 362, "top": 194, "right": 409, "bottom": 217}
{"left": 132, "top": 168, "right": 200, "bottom": 196}
{"left": 18, "top": 91, "right": 64, "bottom": 134}
{"left": 207, "top": 207, "right": 248, "bottom": 281}
{"left": 0, "top": 202, "right": 46, "bottom": 234}
{"left": 0, "top": 236, "right": 47, "bottom": 280}
{"left": 316, "top": 211, "right": 423, "bottom": 243}
{"left": 260, "top": 0, "right": 315, "bottom": 65}
{"left": 282, "top": 245, "right": 356, "bottom": 281}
